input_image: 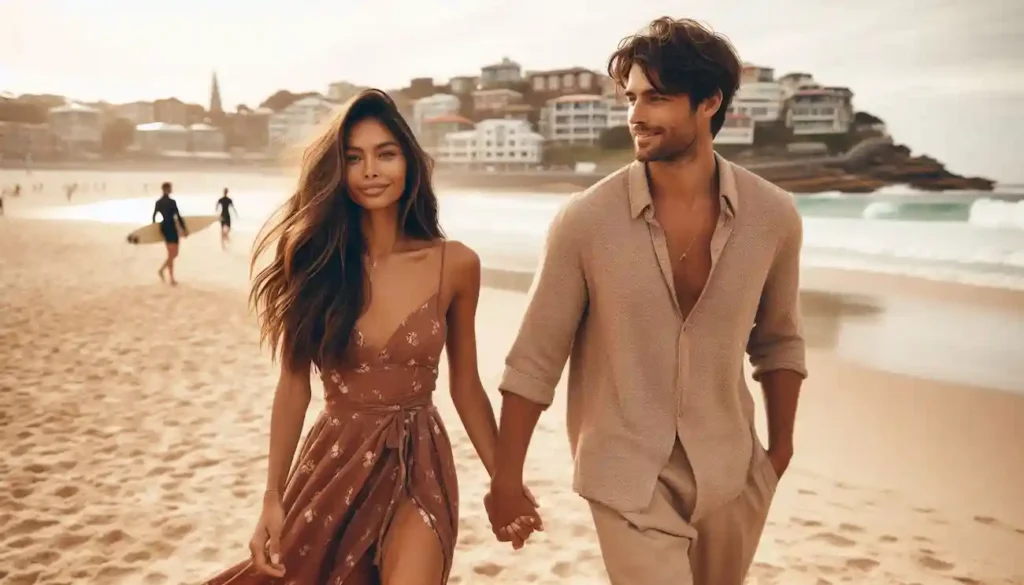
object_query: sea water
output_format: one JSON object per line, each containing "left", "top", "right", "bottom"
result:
{"left": 21, "top": 184, "right": 1024, "bottom": 291}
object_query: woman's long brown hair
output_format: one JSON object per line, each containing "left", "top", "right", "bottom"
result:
{"left": 249, "top": 89, "right": 444, "bottom": 372}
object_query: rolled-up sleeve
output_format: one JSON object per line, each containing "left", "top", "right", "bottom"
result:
{"left": 499, "top": 199, "right": 588, "bottom": 407}
{"left": 747, "top": 206, "right": 808, "bottom": 381}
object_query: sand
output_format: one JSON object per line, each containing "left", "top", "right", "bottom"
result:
{"left": 2, "top": 217, "right": 1024, "bottom": 585}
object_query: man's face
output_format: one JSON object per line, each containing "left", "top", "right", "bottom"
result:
{"left": 624, "top": 64, "right": 718, "bottom": 163}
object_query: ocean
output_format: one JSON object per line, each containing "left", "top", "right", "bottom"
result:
{"left": 22, "top": 182, "right": 1024, "bottom": 292}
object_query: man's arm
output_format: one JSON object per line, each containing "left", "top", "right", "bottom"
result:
{"left": 152, "top": 202, "right": 159, "bottom": 224}
{"left": 747, "top": 208, "right": 807, "bottom": 469}
{"left": 490, "top": 200, "right": 588, "bottom": 492}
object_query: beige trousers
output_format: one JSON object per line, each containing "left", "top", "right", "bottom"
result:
{"left": 589, "top": 439, "right": 779, "bottom": 585}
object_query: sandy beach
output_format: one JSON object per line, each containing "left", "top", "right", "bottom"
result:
{"left": 2, "top": 213, "right": 1023, "bottom": 585}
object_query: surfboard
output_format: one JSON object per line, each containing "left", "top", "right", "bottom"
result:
{"left": 126, "top": 215, "right": 220, "bottom": 245}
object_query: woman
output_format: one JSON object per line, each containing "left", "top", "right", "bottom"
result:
{"left": 203, "top": 89, "right": 539, "bottom": 585}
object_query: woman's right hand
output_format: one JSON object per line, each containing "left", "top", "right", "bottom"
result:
{"left": 248, "top": 494, "right": 286, "bottom": 578}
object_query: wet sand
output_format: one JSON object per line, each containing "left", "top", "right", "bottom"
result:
{"left": 1, "top": 218, "right": 1023, "bottom": 585}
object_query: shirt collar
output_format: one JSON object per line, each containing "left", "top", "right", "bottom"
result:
{"left": 628, "top": 152, "right": 739, "bottom": 219}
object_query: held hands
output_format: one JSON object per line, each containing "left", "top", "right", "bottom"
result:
{"left": 484, "top": 478, "right": 544, "bottom": 549}
{"left": 248, "top": 492, "right": 287, "bottom": 578}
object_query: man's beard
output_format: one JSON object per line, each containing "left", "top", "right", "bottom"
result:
{"left": 634, "top": 133, "right": 696, "bottom": 163}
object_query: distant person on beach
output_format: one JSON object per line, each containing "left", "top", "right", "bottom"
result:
{"left": 201, "top": 89, "right": 537, "bottom": 585}
{"left": 485, "top": 17, "right": 807, "bottom": 585}
{"left": 215, "top": 188, "right": 237, "bottom": 249}
{"left": 152, "top": 181, "right": 188, "bottom": 286}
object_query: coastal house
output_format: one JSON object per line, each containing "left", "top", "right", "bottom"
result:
{"left": 434, "top": 118, "right": 542, "bottom": 169}
{"left": 526, "top": 67, "right": 599, "bottom": 97}
{"left": 740, "top": 62, "right": 775, "bottom": 84}
{"left": 113, "top": 101, "right": 156, "bottom": 125}
{"left": 539, "top": 94, "right": 614, "bottom": 146}
{"left": 714, "top": 113, "right": 756, "bottom": 146}
{"left": 134, "top": 122, "right": 190, "bottom": 153}
{"left": 189, "top": 123, "right": 226, "bottom": 152}
{"left": 448, "top": 75, "right": 479, "bottom": 95}
{"left": 48, "top": 102, "right": 102, "bottom": 153}
{"left": 419, "top": 114, "right": 474, "bottom": 150}
{"left": 786, "top": 87, "right": 854, "bottom": 135}
{"left": 778, "top": 72, "right": 818, "bottom": 99}
{"left": 479, "top": 58, "right": 522, "bottom": 87}
{"left": 471, "top": 88, "right": 523, "bottom": 114}
{"left": 412, "top": 94, "right": 461, "bottom": 137}
{"left": 232, "top": 107, "right": 272, "bottom": 152}
{"left": 326, "top": 81, "right": 367, "bottom": 103}
{"left": 267, "top": 96, "right": 339, "bottom": 152}
{"left": 0, "top": 121, "right": 54, "bottom": 159}
{"left": 731, "top": 81, "right": 785, "bottom": 123}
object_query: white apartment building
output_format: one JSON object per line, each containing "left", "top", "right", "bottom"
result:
{"left": 434, "top": 118, "right": 542, "bottom": 169}
{"left": 411, "top": 93, "right": 461, "bottom": 136}
{"left": 48, "top": 102, "right": 102, "bottom": 152}
{"left": 268, "top": 96, "right": 339, "bottom": 151}
{"left": 730, "top": 81, "right": 784, "bottom": 123}
{"left": 540, "top": 94, "right": 614, "bottom": 146}
{"left": 778, "top": 72, "right": 818, "bottom": 98}
{"left": 607, "top": 103, "right": 628, "bottom": 128}
{"left": 714, "top": 114, "right": 755, "bottom": 146}
{"left": 786, "top": 88, "right": 853, "bottom": 135}
{"left": 135, "top": 122, "right": 190, "bottom": 153}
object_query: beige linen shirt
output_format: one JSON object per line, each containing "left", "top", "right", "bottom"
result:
{"left": 499, "top": 155, "right": 807, "bottom": 517}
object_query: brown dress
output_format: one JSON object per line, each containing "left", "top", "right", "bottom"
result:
{"left": 204, "top": 252, "right": 458, "bottom": 585}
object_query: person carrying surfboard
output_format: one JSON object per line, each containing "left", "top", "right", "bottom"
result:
{"left": 216, "top": 187, "right": 237, "bottom": 249}
{"left": 152, "top": 181, "right": 188, "bottom": 285}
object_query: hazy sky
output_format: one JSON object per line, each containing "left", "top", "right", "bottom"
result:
{"left": 2, "top": 0, "right": 1022, "bottom": 183}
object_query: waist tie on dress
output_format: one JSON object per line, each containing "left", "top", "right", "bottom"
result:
{"left": 329, "top": 393, "right": 435, "bottom": 566}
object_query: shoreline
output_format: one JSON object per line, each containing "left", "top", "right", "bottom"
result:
{"left": 2, "top": 217, "right": 1023, "bottom": 584}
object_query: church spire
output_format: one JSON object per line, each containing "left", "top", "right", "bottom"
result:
{"left": 209, "top": 71, "right": 223, "bottom": 118}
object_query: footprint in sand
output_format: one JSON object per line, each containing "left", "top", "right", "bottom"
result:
{"left": 551, "top": 561, "right": 573, "bottom": 577}
{"left": 917, "top": 554, "right": 955, "bottom": 571}
{"left": 837, "top": 523, "right": 864, "bottom": 534}
{"left": 878, "top": 534, "right": 898, "bottom": 543}
{"left": 845, "top": 557, "right": 880, "bottom": 571}
{"left": 792, "top": 516, "right": 824, "bottom": 528}
{"left": 809, "top": 532, "right": 857, "bottom": 547}
{"left": 472, "top": 562, "right": 504, "bottom": 577}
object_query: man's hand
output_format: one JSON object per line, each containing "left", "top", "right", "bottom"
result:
{"left": 767, "top": 443, "right": 793, "bottom": 480}
{"left": 485, "top": 476, "right": 543, "bottom": 549}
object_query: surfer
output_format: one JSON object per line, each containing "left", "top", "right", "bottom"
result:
{"left": 152, "top": 182, "right": 188, "bottom": 286}
{"left": 215, "top": 188, "right": 237, "bottom": 249}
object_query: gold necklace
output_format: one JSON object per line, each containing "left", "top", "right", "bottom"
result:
{"left": 678, "top": 229, "right": 702, "bottom": 262}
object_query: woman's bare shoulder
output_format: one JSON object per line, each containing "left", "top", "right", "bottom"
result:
{"left": 442, "top": 240, "right": 481, "bottom": 288}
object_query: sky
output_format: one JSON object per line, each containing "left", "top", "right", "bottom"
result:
{"left": 1, "top": 0, "right": 1022, "bottom": 183}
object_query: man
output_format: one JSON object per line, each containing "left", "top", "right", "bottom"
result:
{"left": 485, "top": 16, "right": 807, "bottom": 585}
{"left": 215, "top": 187, "right": 237, "bottom": 250}
{"left": 153, "top": 181, "right": 188, "bottom": 285}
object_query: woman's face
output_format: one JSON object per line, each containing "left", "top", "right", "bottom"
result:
{"left": 344, "top": 117, "right": 407, "bottom": 212}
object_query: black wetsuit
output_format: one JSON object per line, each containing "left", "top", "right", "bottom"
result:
{"left": 153, "top": 195, "right": 187, "bottom": 244}
{"left": 216, "top": 195, "right": 234, "bottom": 228}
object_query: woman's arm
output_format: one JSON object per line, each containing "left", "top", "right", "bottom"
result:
{"left": 264, "top": 355, "right": 312, "bottom": 501}
{"left": 444, "top": 243, "right": 499, "bottom": 477}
